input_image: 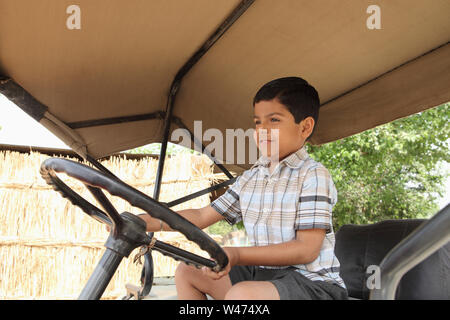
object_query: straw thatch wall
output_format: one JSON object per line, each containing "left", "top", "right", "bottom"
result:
{"left": 0, "top": 150, "right": 221, "bottom": 299}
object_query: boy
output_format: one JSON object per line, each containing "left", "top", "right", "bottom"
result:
{"left": 139, "top": 77, "right": 348, "bottom": 300}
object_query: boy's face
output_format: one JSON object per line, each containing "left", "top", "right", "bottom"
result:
{"left": 253, "top": 99, "right": 314, "bottom": 162}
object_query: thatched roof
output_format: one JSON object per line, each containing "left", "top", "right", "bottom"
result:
{"left": 0, "top": 150, "right": 220, "bottom": 299}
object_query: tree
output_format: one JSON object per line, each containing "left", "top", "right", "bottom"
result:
{"left": 307, "top": 103, "right": 449, "bottom": 231}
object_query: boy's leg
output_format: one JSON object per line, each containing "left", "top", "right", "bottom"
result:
{"left": 224, "top": 281, "right": 280, "bottom": 300}
{"left": 175, "top": 263, "right": 232, "bottom": 300}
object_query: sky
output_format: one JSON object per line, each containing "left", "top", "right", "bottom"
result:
{"left": 0, "top": 94, "right": 69, "bottom": 149}
{"left": 0, "top": 93, "right": 449, "bottom": 210}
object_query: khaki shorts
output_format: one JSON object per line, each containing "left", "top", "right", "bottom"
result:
{"left": 229, "top": 265, "right": 348, "bottom": 300}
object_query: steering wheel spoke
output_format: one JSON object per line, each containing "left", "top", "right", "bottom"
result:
{"left": 152, "top": 239, "right": 217, "bottom": 270}
{"left": 86, "top": 185, "right": 123, "bottom": 237}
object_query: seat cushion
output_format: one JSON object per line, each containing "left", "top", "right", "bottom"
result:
{"left": 335, "top": 219, "right": 450, "bottom": 299}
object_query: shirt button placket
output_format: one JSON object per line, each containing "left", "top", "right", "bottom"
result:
{"left": 264, "top": 175, "right": 274, "bottom": 245}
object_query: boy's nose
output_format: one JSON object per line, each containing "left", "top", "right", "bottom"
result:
{"left": 258, "top": 128, "right": 276, "bottom": 136}
{"left": 257, "top": 128, "right": 270, "bottom": 138}
{"left": 258, "top": 127, "right": 270, "bottom": 136}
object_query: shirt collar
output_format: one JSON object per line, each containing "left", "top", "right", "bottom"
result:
{"left": 252, "top": 146, "right": 309, "bottom": 169}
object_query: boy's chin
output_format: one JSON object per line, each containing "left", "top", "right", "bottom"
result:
{"left": 257, "top": 142, "right": 281, "bottom": 162}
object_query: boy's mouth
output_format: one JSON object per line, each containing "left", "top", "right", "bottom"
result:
{"left": 256, "top": 129, "right": 279, "bottom": 146}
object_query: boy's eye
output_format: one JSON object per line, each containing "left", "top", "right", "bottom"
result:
{"left": 254, "top": 120, "right": 261, "bottom": 125}
{"left": 270, "top": 118, "right": 280, "bottom": 122}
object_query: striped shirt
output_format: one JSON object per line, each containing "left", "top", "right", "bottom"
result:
{"left": 211, "top": 146, "right": 346, "bottom": 288}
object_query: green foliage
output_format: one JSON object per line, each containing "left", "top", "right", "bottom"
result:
{"left": 307, "top": 103, "right": 449, "bottom": 230}
{"left": 207, "top": 220, "right": 235, "bottom": 236}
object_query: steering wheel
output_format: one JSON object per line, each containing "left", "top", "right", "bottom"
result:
{"left": 40, "top": 158, "right": 228, "bottom": 279}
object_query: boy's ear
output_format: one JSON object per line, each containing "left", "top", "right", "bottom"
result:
{"left": 300, "top": 117, "right": 315, "bottom": 138}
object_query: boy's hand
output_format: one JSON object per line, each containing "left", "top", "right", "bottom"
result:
{"left": 201, "top": 247, "right": 240, "bottom": 280}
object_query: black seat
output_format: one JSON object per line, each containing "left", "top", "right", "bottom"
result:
{"left": 334, "top": 219, "right": 450, "bottom": 300}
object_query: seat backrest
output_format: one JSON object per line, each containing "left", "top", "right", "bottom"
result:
{"left": 334, "top": 219, "right": 450, "bottom": 300}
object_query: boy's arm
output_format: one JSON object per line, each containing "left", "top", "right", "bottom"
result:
{"left": 139, "top": 204, "right": 224, "bottom": 232}
{"left": 231, "top": 228, "right": 325, "bottom": 266}
{"left": 203, "top": 228, "right": 325, "bottom": 280}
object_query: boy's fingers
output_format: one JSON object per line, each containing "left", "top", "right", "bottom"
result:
{"left": 202, "top": 267, "right": 223, "bottom": 280}
{"left": 202, "top": 267, "right": 215, "bottom": 276}
{"left": 201, "top": 266, "right": 229, "bottom": 281}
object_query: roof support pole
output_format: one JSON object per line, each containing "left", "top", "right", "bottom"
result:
{"left": 139, "top": 0, "right": 256, "bottom": 298}
{"left": 152, "top": 0, "right": 255, "bottom": 200}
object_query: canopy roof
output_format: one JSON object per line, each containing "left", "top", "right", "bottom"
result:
{"left": 1, "top": 0, "right": 449, "bottom": 171}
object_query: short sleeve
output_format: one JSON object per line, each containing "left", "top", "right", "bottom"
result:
{"left": 210, "top": 176, "right": 243, "bottom": 225}
{"left": 295, "top": 166, "right": 337, "bottom": 233}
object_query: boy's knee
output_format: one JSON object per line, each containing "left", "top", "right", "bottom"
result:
{"left": 175, "top": 262, "right": 189, "bottom": 279}
{"left": 224, "top": 282, "right": 254, "bottom": 300}
{"left": 225, "top": 282, "right": 280, "bottom": 300}
{"left": 175, "top": 263, "right": 199, "bottom": 283}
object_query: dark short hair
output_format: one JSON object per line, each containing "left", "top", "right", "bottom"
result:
{"left": 253, "top": 76, "right": 320, "bottom": 140}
